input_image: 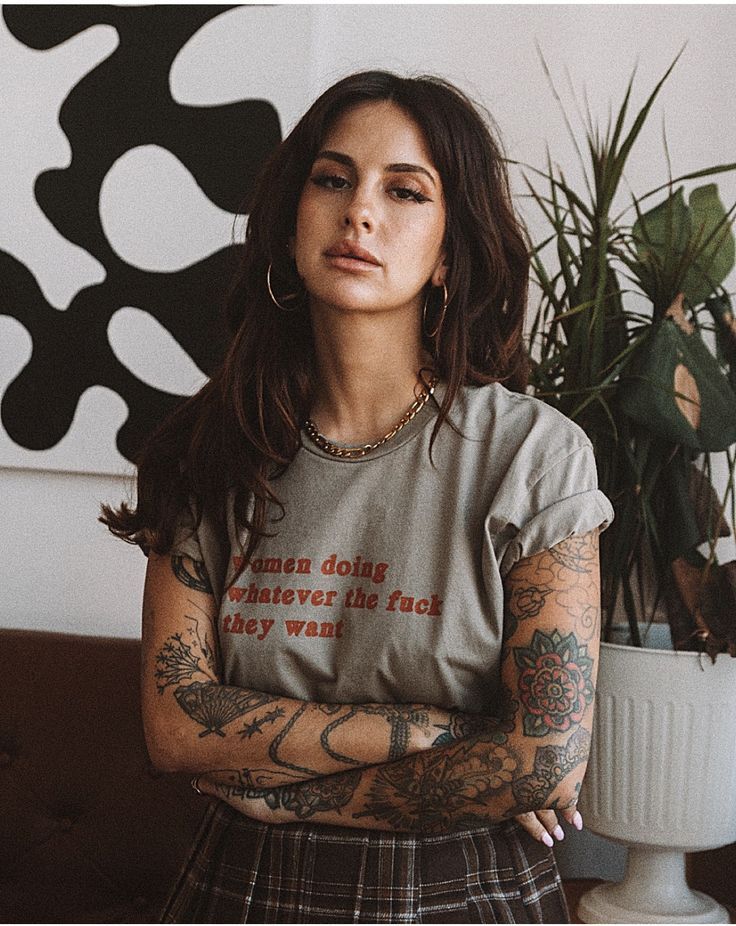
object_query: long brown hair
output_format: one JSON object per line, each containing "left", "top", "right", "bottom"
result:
{"left": 99, "top": 70, "right": 531, "bottom": 585}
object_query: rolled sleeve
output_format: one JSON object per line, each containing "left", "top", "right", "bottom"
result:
{"left": 498, "top": 444, "right": 615, "bottom": 578}
{"left": 168, "top": 494, "right": 227, "bottom": 603}
{"left": 170, "top": 495, "right": 204, "bottom": 562}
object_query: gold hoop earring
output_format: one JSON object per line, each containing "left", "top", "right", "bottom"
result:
{"left": 422, "top": 283, "right": 449, "bottom": 339}
{"left": 267, "top": 263, "right": 301, "bottom": 312}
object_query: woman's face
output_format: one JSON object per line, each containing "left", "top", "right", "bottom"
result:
{"left": 293, "top": 100, "right": 447, "bottom": 320}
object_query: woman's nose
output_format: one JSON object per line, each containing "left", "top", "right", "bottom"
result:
{"left": 342, "top": 191, "right": 374, "bottom": 231}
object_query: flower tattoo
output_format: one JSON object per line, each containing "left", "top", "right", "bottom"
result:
{"left": 514, "top": 629, "right": 594, "bottom": 736}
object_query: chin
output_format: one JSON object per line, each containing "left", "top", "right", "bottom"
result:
{"left": 308, "top": 282, "right": 387, "bottom": 315}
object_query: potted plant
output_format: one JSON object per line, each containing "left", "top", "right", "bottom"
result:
{"left": 518, "top": 48, "right": 736, "bottom": 923}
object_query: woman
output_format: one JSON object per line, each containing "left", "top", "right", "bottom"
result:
{"left": 101, "top": 70, "right": 614, "bottom": 923}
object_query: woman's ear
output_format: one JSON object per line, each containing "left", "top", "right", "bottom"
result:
{"left": 431, "top": 253, "right": 448, "bottom": 288}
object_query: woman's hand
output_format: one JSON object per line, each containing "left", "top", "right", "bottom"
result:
{"left": 515, "top": 805, "right": 583, "bottom": 847}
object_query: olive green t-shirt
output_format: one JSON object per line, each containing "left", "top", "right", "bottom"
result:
{"left": 170, "top": 382, "right": 614, "bottom": 712}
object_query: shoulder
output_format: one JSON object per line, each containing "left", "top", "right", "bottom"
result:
{"left": 450, "top": 383, "right": 593, "bottom": 484}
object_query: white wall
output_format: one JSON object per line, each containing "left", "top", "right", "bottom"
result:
{"left": 4, "top": 3, "right": 734, "bottom": 638}
{"left": 2, "top": 464, "right": 141, "bottom": 637}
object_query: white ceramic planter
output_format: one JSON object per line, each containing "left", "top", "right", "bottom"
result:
{"left": 577, "top": 636, "right": 736, "bottom": 923}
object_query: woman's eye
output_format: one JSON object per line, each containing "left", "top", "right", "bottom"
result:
{"left": 392, "top": 186, "right": 431, "bottom": 203}
{"left": 311, "top": 173, "right": 350, "bottom": 190}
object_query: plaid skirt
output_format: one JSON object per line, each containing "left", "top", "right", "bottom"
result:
{"left": 160, "top": 801, "right": 570, "bottom": 923}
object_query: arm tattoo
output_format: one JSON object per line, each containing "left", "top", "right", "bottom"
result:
{"left": 515, "top": 629, "right": 595, "bottom": 736}
{"left": 154, "top": 613, "right": 218, "bottom": 692}
{"left": 265, "top": 772, "right": 363, "bottom": 818}
{"left": 154, "top": 632, "right": 201, "bottom": 692}
{"left": 353, "top": 737, "right": 521, "bottom": 833}
{"left": 240, "top": 708, "right": 285, "bottom": 738}
{"left": 200, "top": 534, "right": 599, "bottom": 831}
{"left": 171, "top": 555, "right": 213, "bottom": 594}
{"left": 173, "top": 683, "right": 278, "bottom": 737}
{"left": 320, "top": 705, "right": 431, "bottom": 764}
{"left": 268, "top": 703, "right": 322, "bottom": 776}
{"left": 504, "top": 532, "right": 600, "bottom": 644}
{"left": 549, "top": 535, "right": 597, "bottom": 574}
{"left": 433, "top": 687, "right": 517, "bottom": 747}
{"left": 511, "top": 728, "right": 590, "bottom": 810}
{"left": 153, "top": 624, "right": 300, "bottom": 746}
{"left": 213, "top": 769, "right": 363, "bottom": 819}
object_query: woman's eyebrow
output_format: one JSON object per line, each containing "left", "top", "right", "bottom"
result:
{"left": 389, "top": 163, "right": 437, "bottom": 188}
{"left": 314, "top": 150, "right": 437, "bottom": 188}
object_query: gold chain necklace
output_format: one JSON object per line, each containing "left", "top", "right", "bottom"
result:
{"left": 303, "top": 374, "right": 439, "bottom": 459}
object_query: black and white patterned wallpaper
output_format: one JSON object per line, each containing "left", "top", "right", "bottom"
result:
{"left": 0, "top": 5, "right": 311, "bottom": 474}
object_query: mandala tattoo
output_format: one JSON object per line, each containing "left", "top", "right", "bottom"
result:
{"left": 511, "top": 728, "right": 590, "bottom": 810}
{"left": 354, "top": 738, "right": 519, "bottom": 833}
{"left": 171, "top": 555, "right": 213, "bottom": 594}
{"left": 515, "top": 629, "right": 594, "bottom": 736}
{"left": 174, "top": 682, "right": 278, "bottom": 737}
{"left": 266, "top": 772, "right": 363, "bottom": 819}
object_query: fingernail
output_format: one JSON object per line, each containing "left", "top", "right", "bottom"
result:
{"left": 573, "top": 811, "right": 583, "bottom": 831}
{"left": 553, "top": 825, "right": 565, "bottom": 841}
{"left": 542, "top": 832, "right": 554, "bottom": 847}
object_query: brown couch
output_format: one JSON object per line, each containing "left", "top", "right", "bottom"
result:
{"left": 0, "top": 629, "right": 208, "bottom": 924}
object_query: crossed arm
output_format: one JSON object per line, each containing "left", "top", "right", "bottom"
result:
{"left": 142, "top": 529, "right": 600, "bottom": 832}
{"left": 141, "top": 553, "right": 491, "bottom": 788}
{"left": 194, "top": 529, "right": 601, "bottom": 833}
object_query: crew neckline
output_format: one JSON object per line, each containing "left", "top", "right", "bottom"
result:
{"left": 300, "top": 381, "right": 447, "bottom": 463}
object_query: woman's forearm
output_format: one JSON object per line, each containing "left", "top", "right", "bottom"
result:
{"left": 144, "top": 615, "right": 488, "bottom": 785}
{"left": 199, "top": 531, "right": 602, "bottom": 831}
{"left": 153, "top": 683, "right": 483, "bottom": 787}
{"left": 142, "top": 557, "right": 488, "bottom": 787}
{"left": 199, "top": 714, "right": 588, "bottom": 833}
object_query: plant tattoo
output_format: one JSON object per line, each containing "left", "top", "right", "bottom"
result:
{"left": 154, "top": 632, "right": 201, "bottom": 692}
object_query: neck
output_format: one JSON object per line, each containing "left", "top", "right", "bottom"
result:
{"left": 308, "top": 300, "right": 434, "bottom": 445}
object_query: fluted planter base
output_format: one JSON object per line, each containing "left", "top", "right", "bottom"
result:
{"left": 576, "top": 633, "right": 736, "bottom": 923}
{"left": 577, "top": 847, "right": 730, "bottom": 923}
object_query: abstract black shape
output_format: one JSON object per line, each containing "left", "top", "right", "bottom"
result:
{"left": 1, "top": 247, "right": 236, "bottom": 457}
{"left": 1, "top": 6, "right": 283, "bottom": 462}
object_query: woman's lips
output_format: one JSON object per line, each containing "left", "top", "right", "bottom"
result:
{"left": 325, "top": 240, "right": 381, "bottom": 264}
{"left": 324, "top": 254, "right": 381, "bottom": 272}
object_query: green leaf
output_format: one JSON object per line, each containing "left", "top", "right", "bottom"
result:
{"left": 632, "top": 186, "right": 691, "bottom": 266}
{"left": 682, "top": 184, "right": 736, "bottom": 306}
{"left": 618, "top": 317, "right": 736, "bottom": 450}
{"left": 629, "top": 184, "right": 735, "bottom": 309}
